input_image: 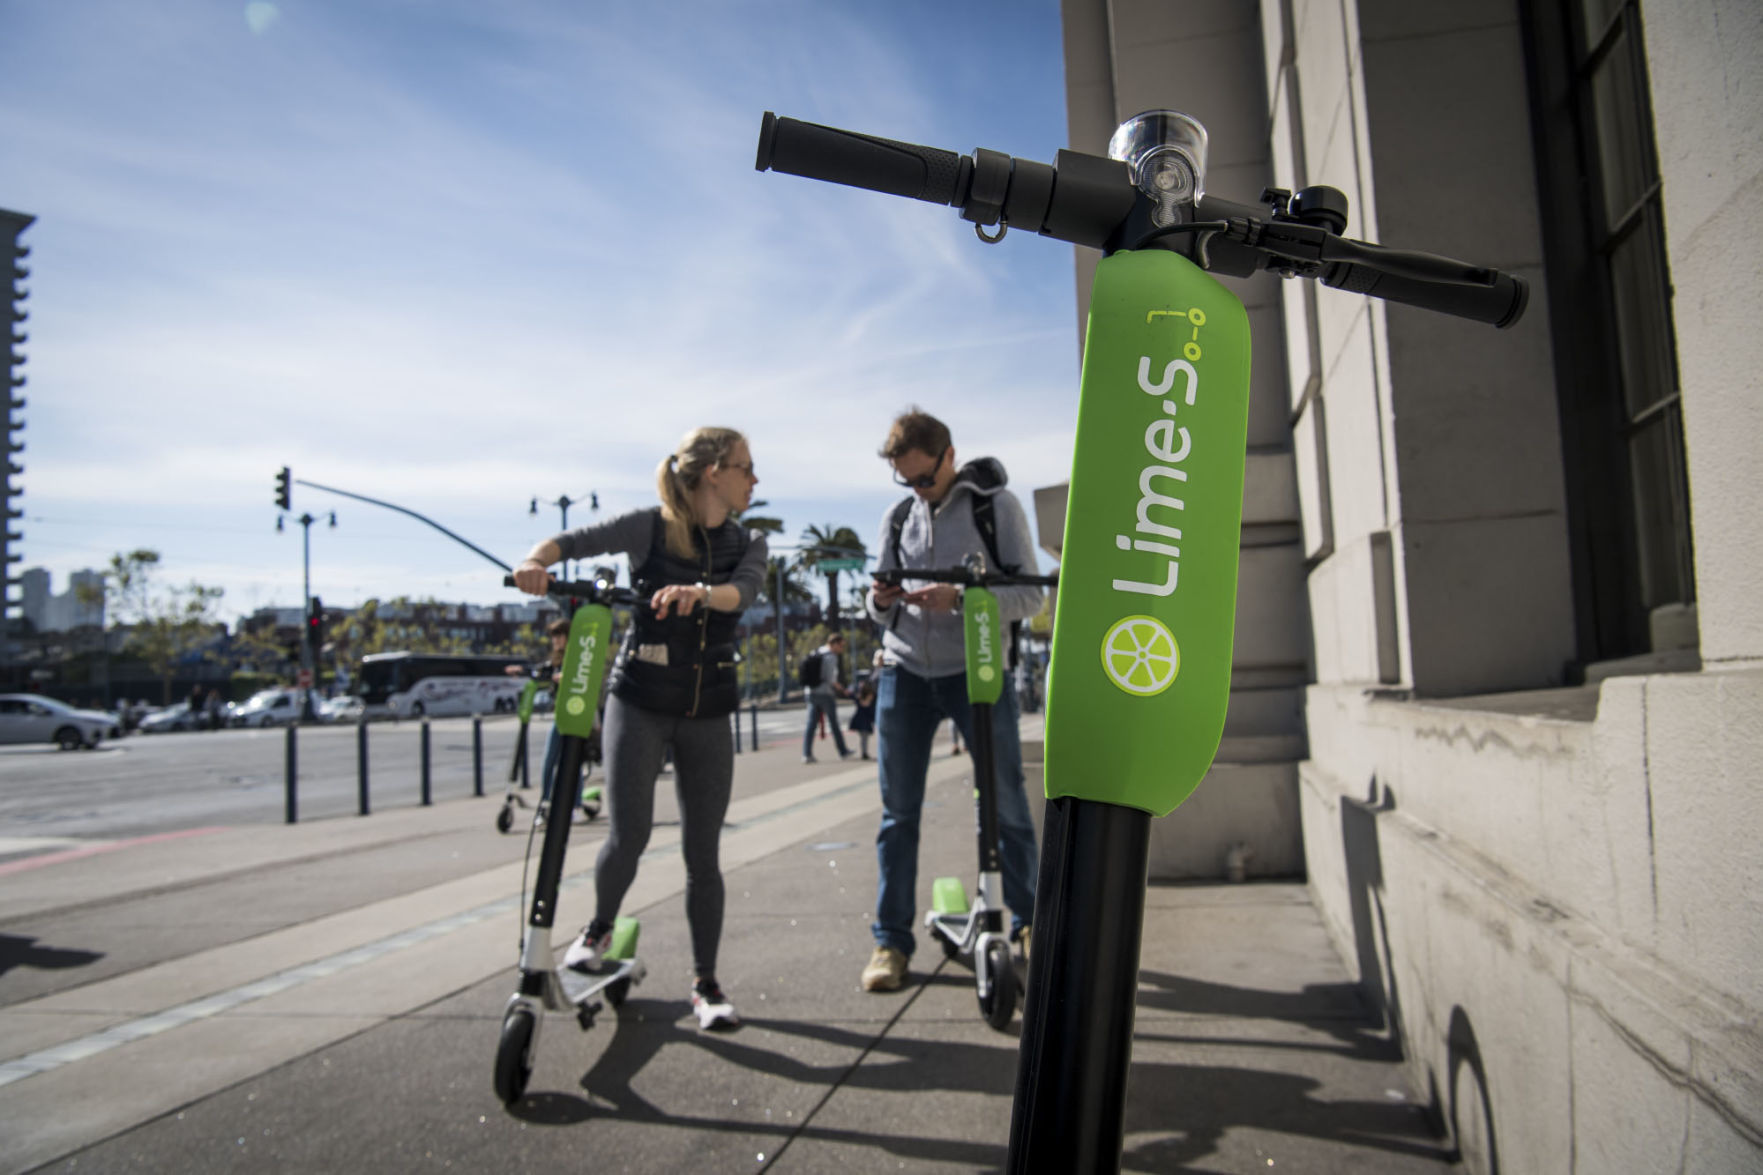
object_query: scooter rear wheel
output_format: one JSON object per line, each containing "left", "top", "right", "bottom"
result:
{"left": 495, "top": 804, "right": 514, "bottom": 834}
{"left": 978, "top": 938, "right": 1017, "bottom": 1031}
{"left": 493, "top": 1007, "right": 537, "bottom": 1104}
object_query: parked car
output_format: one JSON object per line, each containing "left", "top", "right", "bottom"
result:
{"left": 317, "top": 695, "right": 365, "bottom": 724}
{"left": 228, "top": 688, "right": 314, "bottom": 728}
{"left": 0, "top": 693, "right": 121, "bottom": 750}
{"left": 138, "top": 701, "right": 204, "bottom": 734}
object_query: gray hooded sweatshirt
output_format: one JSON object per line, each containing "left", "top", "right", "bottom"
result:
{"left": 864, "top": 457, "right": 1044, "bottom": 680}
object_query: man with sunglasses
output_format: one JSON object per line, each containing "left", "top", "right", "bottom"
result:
{"left": 858, "top": 408, "right": 1046, "bottom": 993}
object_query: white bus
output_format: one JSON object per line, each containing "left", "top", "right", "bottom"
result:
{"left": 356, "top": 652, "right": 531, "bottom": 719}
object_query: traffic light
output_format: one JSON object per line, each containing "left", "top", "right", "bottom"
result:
{"left": 306, "top": 595, "right": 324, "bottom": 638}
{"left": 275, "top": 466, "right": 291, "bottom": 511}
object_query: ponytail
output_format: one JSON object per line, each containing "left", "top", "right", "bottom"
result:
{"left": 657, "top": 427, "right": 747, "bottom": 558}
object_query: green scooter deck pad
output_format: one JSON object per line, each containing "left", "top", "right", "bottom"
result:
{"left": 607, "top": 916, "right": 640, "bottom": 961}
{"left": 1044, "top": 250, "right": 1250, "bottom": 818}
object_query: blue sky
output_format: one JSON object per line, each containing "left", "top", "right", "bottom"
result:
{"left": 2, "top": 0, "right": 1079, "bottom": 623}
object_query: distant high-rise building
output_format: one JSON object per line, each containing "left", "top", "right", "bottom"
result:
{"left": 18, "top": 565, "right": 47, "bottom": 631}
{"left": 2, "top": 207, "right": 31, "bottom": 662}
{"left": 16, "top": 567, "right": 105, "bottom": 633}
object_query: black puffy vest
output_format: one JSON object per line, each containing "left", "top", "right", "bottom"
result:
{"left": 608, "top": 509, "right": 750, "bottom": 719}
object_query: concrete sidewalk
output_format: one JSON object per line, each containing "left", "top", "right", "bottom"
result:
{"left": 0, "top": 726, "right": 1452, "bottom": 1173}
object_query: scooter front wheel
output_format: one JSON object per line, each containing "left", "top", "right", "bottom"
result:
{"left": 493, "top": 1007, "right": 537, "bottom": 1104}
{"left": 978, "top": 938, "right": 1017, "bottom": 1031}
{"left": 495, "top": 804, "right": 514, "bottom": 834}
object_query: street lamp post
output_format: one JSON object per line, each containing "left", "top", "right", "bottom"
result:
{"left": 530, "top": 491, "right": 598, "bottom": 580}
{"left": 281, "top": 509, "right": 336, "bottom": 721}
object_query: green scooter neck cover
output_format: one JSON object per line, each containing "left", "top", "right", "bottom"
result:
{"left": 1044, "top": 250, "right": 1250, "bottom": 817}
{"left": 964, "top": 586, "right": 1005, "bottom": 706}
{"left": 554, "top": 604, "right": 612, "bottom": 739}
{"left": 516, "top": 678, "right": 540, "bottom": 725}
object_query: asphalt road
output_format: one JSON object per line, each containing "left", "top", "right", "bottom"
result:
{"left": 0, "top": 705, "right": 843, "bottom": 847}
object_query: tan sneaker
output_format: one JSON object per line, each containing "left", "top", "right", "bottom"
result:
{"left": 861, "top": 946, "right": 907, "bottom": 992}
{"left": 1017, "top": 927, "right": 1032, "bottom": 963}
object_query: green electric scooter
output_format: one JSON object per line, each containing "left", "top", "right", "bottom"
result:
{"left": 877, "top": 556, "right": 1059, "bottom": 1031}
{"left": 497, "top": 673, "right": 602, "bottom": 834}
{"left": 493, "top": 573, "right": 643, "bottom": 1106}
{"left": 758, "top": 107, "right": 1527, "bottom": 1172}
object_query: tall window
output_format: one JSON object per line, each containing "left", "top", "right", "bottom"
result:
{"left": 1524, "top": 0, "right": 1694, "bottom": 664}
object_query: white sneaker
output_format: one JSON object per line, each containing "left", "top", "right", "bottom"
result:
{"left": 691, "top": 977, "right": 740, "bottom": 1030}
{"left": 563, "top": 923, "right": 613, "bottom": 973}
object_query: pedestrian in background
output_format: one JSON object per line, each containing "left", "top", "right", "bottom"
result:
{"left": 848, "top": 651, "right": 880, "bottom": 759}
{"left": 802, "top": 632, "right": 854, "bottom": 763}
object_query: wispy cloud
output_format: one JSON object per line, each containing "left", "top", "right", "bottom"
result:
{"left": 3, "top": 0, "right": 1074, "bottom": 619}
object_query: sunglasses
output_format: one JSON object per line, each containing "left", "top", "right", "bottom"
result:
{"left": 892, "top": 446, "right": 948, "bottom": 489}
{"left": 722, "top": 461, "right": 757, "bottom": 479}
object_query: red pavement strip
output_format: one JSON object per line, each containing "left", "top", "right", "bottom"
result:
{"left": 0, "top": 826, "right": 225, "bottom": 877}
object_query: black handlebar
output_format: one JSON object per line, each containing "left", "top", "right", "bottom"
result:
{"left": 1321, "top": 255, "right": 1527, "bottom": 329}
{"left": 758, "top": 112, "right": 965, "bottom": 207}
{"left": 873, "top": 567, "right": 1061, "bottom": 589}
{"left": 757, "top": 112, "right": 1527, "bottom": 328}
{"left": 503, "top": 575, "right": 642, "bottom": 606}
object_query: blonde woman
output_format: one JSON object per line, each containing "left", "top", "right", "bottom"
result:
{"left": 512, "top": 427, "right": 765, "bottom": 1030}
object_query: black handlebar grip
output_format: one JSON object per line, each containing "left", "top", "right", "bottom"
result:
{"left": 757, "top": 112, "right": 965, "bottom": 206}
{"left": 1322, "top": 261, "right": 1529, "bottom": 329}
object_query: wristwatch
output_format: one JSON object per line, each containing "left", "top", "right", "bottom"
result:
{"left": 695, "top": 581, "right": 712, "bottom": 605}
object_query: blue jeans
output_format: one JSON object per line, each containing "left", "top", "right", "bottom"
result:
{"left": 872, "top": 666, "right": 1038, "bottom": 956}
{"left": 803, "top": 692, "right": 849, "bottom": 758}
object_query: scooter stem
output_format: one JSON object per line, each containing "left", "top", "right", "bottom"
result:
{"left": 968, "top": 701, "right": 1002, "bottom": 876}
{"left": 1008, "top": 795, "right": 1151, "bottom": 1172}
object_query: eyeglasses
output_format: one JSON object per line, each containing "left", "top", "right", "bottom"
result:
{"left": 722, "top": 461, "right": 757, "bottom": 479}
{"left": 892, "top": 446, "right": 948, "bottom": 489}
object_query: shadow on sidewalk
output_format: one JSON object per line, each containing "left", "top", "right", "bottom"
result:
{"left": 0, "top": 932, "right": 103, "bottom": 979}
{"left": 503, "top": 979, "right": 1017, "bottom": 1168}
{"left": 1137, "top": 968, "right": 1400, "bottom": 1062}
{"left": 1129, "top": 968, "right": 1447, "bottom": 1169}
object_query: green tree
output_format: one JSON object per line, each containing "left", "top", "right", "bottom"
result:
{"left": 797, "top": 523, "right": 867, "bottom": 627}
{"left": 736, "top": 498, "right": 786, "bottom": 538}
{"left": 81, "top": 549, "right": 227, "bottom": 704}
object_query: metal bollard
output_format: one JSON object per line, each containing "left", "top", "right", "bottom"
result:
{"left": 420, "top": 719, "right": 432, "bottom": 806}
{"left": 284, "top": 725, "right": 298, "bottom": 824}
{"left": 473, "top": 716, "right": 484, "bottom": 797}
{"left": 750, "top": 703, "right": 759, "bottom": 752}
{"left": 357, "top": 721, "right": 370, "bottom": 816}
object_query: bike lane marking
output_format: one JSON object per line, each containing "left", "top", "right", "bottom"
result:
{"left": 0, "top": 827, "right": 224, "bottom": 878}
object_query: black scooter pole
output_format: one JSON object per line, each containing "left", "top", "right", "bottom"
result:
{"left": 969, "top": 701, "right": 1002, "bottom": 881}
{"left": 1009, "top": 797, "right": 1151, "bottom": 1172}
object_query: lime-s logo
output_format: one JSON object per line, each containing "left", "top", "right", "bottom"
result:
{"left": 565, "top": 696, "right": 587, "bottom": 716}
{"left": 1100, "top": 614, "right": 1180, "bottom": 696}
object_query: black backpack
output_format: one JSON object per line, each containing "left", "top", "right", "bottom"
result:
{"left": 798, "top": 651, "right": 824, "bottom": 688}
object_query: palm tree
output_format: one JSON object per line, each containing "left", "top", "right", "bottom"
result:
{"left": 735, "top": 498, "right": 786, "bottom": 539}
{"left": 797, "top": 523, "right": 867, "bottom": 627}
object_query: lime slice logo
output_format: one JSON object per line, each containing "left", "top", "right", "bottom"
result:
{"left": 565, "top": 696, "right": 587, "bottom": 716}
{"left": 1100, "top": 615, "right": 1180, "bottom": 696}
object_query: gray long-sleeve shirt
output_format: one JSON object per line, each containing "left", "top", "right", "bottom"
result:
{"left": 548, "top": 508, "right": 769, "bottom": 609}
{"left": 865, "top": 458, "right": 1043, "bottom": 679}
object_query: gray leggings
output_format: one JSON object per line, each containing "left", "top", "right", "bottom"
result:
{"left": 594, "top": 694, "right": 734, "bottom": 978}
